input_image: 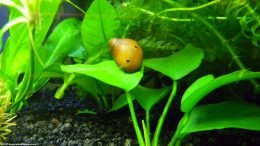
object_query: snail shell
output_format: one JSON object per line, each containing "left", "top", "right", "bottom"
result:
{"left": 109, "top": 38, "right": 143, "bottom": 72}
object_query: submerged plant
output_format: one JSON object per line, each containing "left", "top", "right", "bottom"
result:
{"left": 0, "top": 0, "right": 259, "bottom": 145}
{"left": 0, "top": 79, "right": 16, "bottom": 144}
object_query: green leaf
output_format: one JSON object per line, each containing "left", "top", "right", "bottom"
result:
{"left": 33, "top": 18, "right": 82, "bottom": 91}
{"left": 181, "top": 70, "right": 260, "bottom": 112}
{"left": 81, "top": 0, "right": 120, "bottom": 57}
{"left": 1, "top": 12, "right": 29, "bottom": 79}
{"left": 77, "top": 109, "right": 97, "bottom": 115}
{"left": 181, "top": 75, "right": 214, "bottom": 104}
{"left": 144, "top": 44, "right": 204, "bottom": 80}
{"left": 110, "top": 93, "right": 129, "bottom": 112}
{"left": 43, "top": 18, "right": 82, "bottom": 66}
{"left": 180, "top": 100, "right": 260, "bottom": 136}
{"left": 61, "top": 61, "right": 143, "bottom": 91}
{"left": 0, "top": 71, "right": 15, "bottom": 97}
{"left": 34, "top": 0, "right": 62, "bottom": 49}
{"left": 1, "top": 0, "right": 61, "bottom": 79}
{"left": 131, "top": 85, "right": 171, "bottom": 111}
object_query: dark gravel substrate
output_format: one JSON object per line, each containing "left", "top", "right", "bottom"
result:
{"left": 7, "top": 89, "right": 139, "bottom": 146}
{"left": 6, "top": 89, "right": 260, "bottom": 146}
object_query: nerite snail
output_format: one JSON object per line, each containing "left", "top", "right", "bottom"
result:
{"left": 109, "top": 38, "right": 143, "bottom": 72}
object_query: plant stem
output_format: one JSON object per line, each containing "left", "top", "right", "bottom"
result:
{"left": 55, "top": 73, "right": 76, "bottom": 99}
{"left": 126, "top": 91, "right": 145, "bottom": 146}
{"left": 146, "top": 110, "right": 151, "bottom": 146}
{"left": 65, "top": 0, "right": 85, "bottom": 14}
{"left": 152, "top": 80, "right": 177, "bottom": 146}
{"left": 158, "top": 0, "right": 221, "bottom": 15}
{"left": 137, "top": 8, "right": 194, "bottom": 22}
{"left": 168, "top": 114, "right": 189, "bottom": 146}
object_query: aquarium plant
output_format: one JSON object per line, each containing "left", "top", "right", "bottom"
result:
{"left": 0, "top": 0, "right": 260, "bottom": 145}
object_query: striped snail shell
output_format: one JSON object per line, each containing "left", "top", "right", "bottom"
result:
{"left": 109, "top": 38, "right": 143, "bottom": 72}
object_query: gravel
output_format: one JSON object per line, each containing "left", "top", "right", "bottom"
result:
{"left": 6, "top": 89, "right": 260, "bottom": 146}
{"left": 7, "top": 89, "right": 138, "bottom": 146}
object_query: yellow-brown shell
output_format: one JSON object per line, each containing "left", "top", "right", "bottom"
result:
{"left": 109, "top": 38, "right": 143, "bottom": 72}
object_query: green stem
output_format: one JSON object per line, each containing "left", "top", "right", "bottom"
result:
{"left": 152, "top": 80, "right": 177, "bottom": 146}
{"left": 56, "top": 48, "right": 106, "bottom": 99}
{"left": 27, "top": 22, "right": 44, "bottom": 67}
{"left": 65, "top": 0, "right": 85, "bottom": 14}
{"left": 126, "top": 91, "right": 145, "bottom": 146}
{"left": 146, "top": 110, "right": 151, "bottom": 146}
{"left": 168, "top": 114, "right": 189, "bottom": 146}
{"left": 122, "top": 23, "right": 131, "bottom": 38}
{"left": 158, "top": 0, "right": 221, "bottom": 15}
{"left": 55, "top": 73, "right": 76, "bottom": 99}
{"left": 137, "top": 8, "right": 194, "bottom": 22}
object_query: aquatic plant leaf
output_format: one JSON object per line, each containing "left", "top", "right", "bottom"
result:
{"left": 77, "top": 109, "right": 97, "bottom": 115}
{"left": 181, "top": 70, "right": 260, "bottom": 112}
{"left": 1, "top": 0, "right": 61, "bottom": 79}
{"left": 1, "top": 13, "right": 29, "bottom": 79}
{"left": 34, "top": 0, "right": 62, "bottom": 48}
{"left": 33, "top": 18, "right": 82, "bottom": 91}
{"left": 180, "top": 101, "right": 260, "bottom": 135}
{"left": 110, "top": 94, "right": 129, "bottom": 112}
{"left": 81, "top": 0, "right": 120, "bottom": 58}
{"left": 131, "top": 85, "right": 171, "bottom": 111}
{"left": 43, "top": 18, "right": 81, "bottom": 66}
{"left": 61, "top": 61, "right": 143, "bottom": 91}
{"left": 144, "top": 44, "right": 204, "bottom": 80}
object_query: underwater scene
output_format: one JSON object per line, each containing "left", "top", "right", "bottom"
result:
{"left": 0, "top": 0, "right": 260, "bottom": 145}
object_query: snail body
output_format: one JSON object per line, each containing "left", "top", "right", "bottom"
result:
{"left": 109, "top": 38, "right": 143, "bottom": 72}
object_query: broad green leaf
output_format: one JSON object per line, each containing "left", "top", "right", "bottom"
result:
{"left": 181, "top": 70, "right": 260, "bottom": 112}
{"left": 34, "top": 0, "right": 62, "bottom": 49}
{"left": 33, "top": 18, "right": 82, "bottom": 91}
{"left": 181, "top": 75, "right": 214, "bottom": 104}
{"left": 1, "top": 8, "right": 29, "bottom": 79}
{"left": 180, "top": 100, "right": 260, "bottom": 136}
{"left": 61, "top": 61, "right": 143, "bottom": 91}
{"left": 42, "top": 18, "right": 81, "bottom": 66}
{"left": 131, "top": 85, "right": 171, "bottom": 111}
{"left": 144, "top": 44, "right": 204, "bottom": 80}
{"left": 81, "top": 0, "right": 120, "bottom": 57}
{"left": 1, "top": 0, "right": 61, "bottom": 79}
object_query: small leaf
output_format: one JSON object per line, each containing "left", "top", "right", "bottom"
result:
{"left": 61, "top": 61, "right": 143, "bottom": 91}
{"left": 131, "top": 85, "right": 171, "bottom": 111}
{"left": 81, "top": 0, "right": 120, "bottom": 57}
{"left": 110, "top": 93, "right": 130, "bottom": 112}
{"left": 181, "top": 70, "right": 260, "bottom": 112}
{"left": 180, "top": 100, "right": 260, "bottom": 135}
{"left": 144, "top": 44, "right": 204, "bottom": 80}
{"left": 77, "top": 109, "right": 97, "bottom": 115}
